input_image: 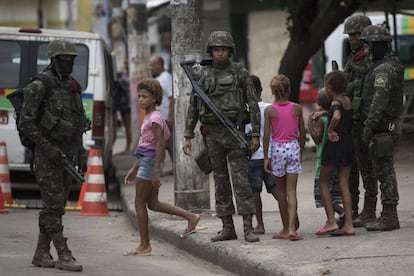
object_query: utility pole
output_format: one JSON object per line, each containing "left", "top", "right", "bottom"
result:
{"left": 171, "top": 0, "right": 210, "bottom": 211}
{"left": 111, "top": 0, "right": 127, "bottom": 71}
{"left": 37, "top": 0, "right": 43, "bottom": 28}
{"left": 66, "top": 0, "right": 74, "bottom": 30}
{"left": 127, "top": 0, "right": 150, "bottom": 148}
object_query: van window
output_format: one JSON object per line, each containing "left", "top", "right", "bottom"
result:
{"left": 342, "top": 38, "right": 352, "bottom": 66}
{"left": 311, "top": 49, "right": 325, "bottom": 89}
{"left": 37, "top": 43, "right": 89, "bottom": 91}
{"left": 0, "top": 41, "right": 21, "bottom": 88}
{"left": 395, "top": 35, "right": 414, "bottom": 66}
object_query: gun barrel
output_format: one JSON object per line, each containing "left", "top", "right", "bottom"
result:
{"left": 181, "top": 61, "right": 249, "bottom": 149}
{"left": 63, "top": 158, "right": 85, "bottom": 185}
{"left": 180, "top": 60, "right": 196, "bottom": 67}
{"left": 332, "top": 60, "right": 339, "bottom": 71}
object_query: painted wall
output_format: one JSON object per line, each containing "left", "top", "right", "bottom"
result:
{"left": 248, "top": 10, "right": 289, "bottom": 103}
{"left": 0, "top": 0, "right": 93, "bottom": 31}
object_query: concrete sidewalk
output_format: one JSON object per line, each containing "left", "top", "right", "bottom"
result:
{"left": 113, "top": 136, "right": 414, "bottom": 276}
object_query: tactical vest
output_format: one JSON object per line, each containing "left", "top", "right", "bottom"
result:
{"left": 198, "top": 62, "right": 246, "bottom": 124}
{"left": 37, "top": 71, "right": 86, "bottom": 153}
{"left": 344, "top": 53, "right": 372, "bottom": 120}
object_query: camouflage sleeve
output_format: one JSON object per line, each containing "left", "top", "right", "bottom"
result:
{"left": 343, "top": 53, "right": 354, "bottom": 99}
{"left": 343, "top": 54, "right": 352, "bottom": 74}
{"left": 241, "top": 69, "right": 260, "bottom": 136}
{"left": 345, "top": 55, "right": 372, "bottom": 99}
{"left": 364, "top": 72, "right": 390, "bottom": 129}
{"left": 183, "top": 91, "right": 199, "bottom": 138}
{"left": 18, "top": 80, "right": 49, "bottom": 146}
{"left": 343, "top": 55, "right": 354, "bottom": 98}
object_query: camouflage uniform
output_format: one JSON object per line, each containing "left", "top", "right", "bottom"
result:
{"left": 19, "top": 40, "right": 85, "bottom": 271}
{"left": 184, "top": 31, "right": 261, "bottom": 242}
{"left": 342, "top": 15, "right": 377, "bottom": 224}
{"left": 359, "top": 25, "right": 403, "bottom": 231}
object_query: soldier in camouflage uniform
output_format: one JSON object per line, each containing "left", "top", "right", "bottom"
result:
{"left": 183, "top": 31, "right": 261, "bottom": 242}
{"left": 342, "top": 15, "right": 378, "bottom": 227}
{"left": 19, "top": 40, "right": 87, "bottom": 271}
{"left": 359, "top": 25, "right": 403, "bottom": 231}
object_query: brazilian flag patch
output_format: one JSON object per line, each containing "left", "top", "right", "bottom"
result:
{"left": 374, "top": 75, "right": 387, "bottom": 88}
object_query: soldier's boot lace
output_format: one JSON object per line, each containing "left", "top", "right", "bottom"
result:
{"left": 353, "top": 196, "right": 377, "bottom": 227}
{"left": 365, "top": 204, "right": 400, "bottom": 231}
{"left": 51, "top": 231, "right": 82, "bottom": 272}
{"left": 243, "top": 214, "right": 260, "bottom": 242}
{"left": 211, "top": 216, "right": 238, "bottom": 242}
{"left": 32, "top": 232, "right": 55, "bottom": 268}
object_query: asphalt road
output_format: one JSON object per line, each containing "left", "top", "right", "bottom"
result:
{"left": 0, "top": 209, "right": 235, "bottom": 276}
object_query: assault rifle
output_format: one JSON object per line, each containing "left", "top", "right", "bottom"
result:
{"left": 332, "top": 60, "right": 339, "bottom": 71}
{"left": 61, "top": 154, "right": 85, "bottom": 185}
{"left": 180, "top": 60, "right": 249, "bottom": 149}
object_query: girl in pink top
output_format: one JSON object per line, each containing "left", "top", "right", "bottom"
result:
{"left": 123, "top": 78, "right": 200, "bottom": 256}
{"left": 263, "top": 74, "right": 306, "bottom": 241}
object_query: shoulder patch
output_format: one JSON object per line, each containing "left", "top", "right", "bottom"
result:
{"left": 374, "top": 75, "right": 387, "bottom": 88}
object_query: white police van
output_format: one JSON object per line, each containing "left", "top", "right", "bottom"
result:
{"left": 0, "top": 27, "right": 116, "bottom": 179}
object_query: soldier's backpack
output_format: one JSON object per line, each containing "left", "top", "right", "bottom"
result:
{"left": 6, "top": 73, "right": 52, "bottom": 152}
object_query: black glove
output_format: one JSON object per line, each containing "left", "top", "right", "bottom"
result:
{"left": 77, "top": 151, "right": 88, "bottom": 174}
{"left": 362, "top": 127, "right": 373, "bottom": 145}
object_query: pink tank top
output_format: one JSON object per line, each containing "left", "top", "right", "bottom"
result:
{"left": 271, "top": 102, "right": 298, "bottom": 142}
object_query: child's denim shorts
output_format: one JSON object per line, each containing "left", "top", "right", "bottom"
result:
{"left": 248, "top": 159, "right": 276, "bottom": 193}
{"left": 136, "top": 155, "right": 155, "bottom": 181}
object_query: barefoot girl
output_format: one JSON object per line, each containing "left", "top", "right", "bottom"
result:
{"left": 263, "top": 74, "right": 306, "bottom": 241}
{"left": 123, "top": 78, "right": 200, "bottom": 256}
{"left": 317, "top": 71, "right": 355, "bottom": 236}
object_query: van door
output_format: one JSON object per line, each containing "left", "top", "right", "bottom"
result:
{"left": 0, "top": 38, "right": 91, "bottom": 171}
{"left": 0, "top": 39, "right": 31, "bottom": 170}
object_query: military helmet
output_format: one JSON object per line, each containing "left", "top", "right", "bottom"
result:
{"left": 206, "top": 31, "right": 236, "bottom": 54}
{"left": 360, "top": 25, "right": 392, "bottom": 42}
{"left": 47, "top": 39, "right": 78, "bottom": 58}
{"left": 343, "top": 15, "right": 372, "bottom": 34}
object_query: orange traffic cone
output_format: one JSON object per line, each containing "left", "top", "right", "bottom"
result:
{"left": 0, "top": 141, "right": 13, "bottom": 205}
{"left": 0, "top": 185, "right": 8, "bottom": 214}
{"left": 80, "top": 148, "right": 109, "bottom": 216}
{"left": 76, "top": 181, "right": 88, "bottom": 210}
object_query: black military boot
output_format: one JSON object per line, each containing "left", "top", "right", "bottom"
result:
{"left": 353, "top": 196, "right": 377, "bottom": 227}
{"left": 211, "top": 216, "right": 238, "bottom": 242}
{"left": 51, "top": 231, "right": 82, "bottom": 271}
{"left": 365, "top": 204, "right": 400, "bottom": 231}
{"left": 32, "top": 233, "right": 55, "bottom": 268}
{"left": 243, "top": 215, "right": 260, "bottom": 242}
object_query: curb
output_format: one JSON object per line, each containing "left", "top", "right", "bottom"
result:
{"left": 120, "top": 182, "right": 297, "bottom": 276}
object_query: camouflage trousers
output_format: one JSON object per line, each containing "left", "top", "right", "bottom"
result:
{"left": 33, "top": 146, "right": 72, "bottom": 234}
{"left": 205, "top": 124, "right": 255, "bottom": 217}
{"left": 370, "top": 131, "right": 399, "bottom": 205}
{"left": 349, "top": 157, "right": 360, "bottom": 204}
{"left": 353, "top": 123, "right": 378, "bottom": 198}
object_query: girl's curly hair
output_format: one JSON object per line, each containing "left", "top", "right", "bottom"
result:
{"left": 324, "top": 71, "right": 348, "bottom": 94}
{"left": 136, "top": 78, "right": 163, "bottom": 106}
{"left": 270, "top": 74, "right": 290, "bottom": 99}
